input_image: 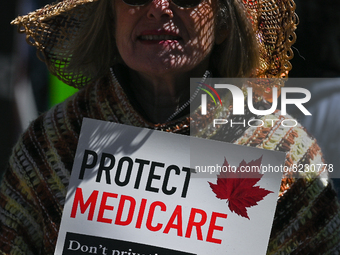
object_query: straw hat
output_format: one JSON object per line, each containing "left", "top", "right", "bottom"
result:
{"left": 11, "top": 0, "right": 298, "bottom": 90}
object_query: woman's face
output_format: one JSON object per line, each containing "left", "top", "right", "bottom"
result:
{"left": 114, "top": 0, "right": 219, "bottom": 78}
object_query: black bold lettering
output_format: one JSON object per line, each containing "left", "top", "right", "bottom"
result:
{"left": 181, "top": 167, "right": 191, "bottom": 198}
{"left": 79, "top": 150, "right": 98, "bottom": 180}
{"left": 162, "top": 165, "right": 180, "bottom": 195}
{"left": 115, "top": 157, "right": 133, "bottom": 186}
{"left": 134, "top": 159, "right": 150, "bottom": 189}
{"left": 146, "top": 161, "right": 164, "bottom": 193}
{"left": 96, "top": 153, "right": 115, "bottom": 184}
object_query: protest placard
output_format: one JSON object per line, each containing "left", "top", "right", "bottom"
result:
{"left": 54, "top": 118, "right": 285, "bottom": 255}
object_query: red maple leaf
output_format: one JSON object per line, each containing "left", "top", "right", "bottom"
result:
{"left": 208, "top": 156, "right": 273, "bottom": 219}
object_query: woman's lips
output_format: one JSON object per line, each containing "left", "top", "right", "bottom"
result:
{"left": 139, "top": 34, "right": 181, "bottom": 40}
{"left": 137, "top": 30, "right": 182, "bottom": 45}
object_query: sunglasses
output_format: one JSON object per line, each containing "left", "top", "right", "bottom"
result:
{"left": 122, "top": 0, "right": 202, "bottom": 8}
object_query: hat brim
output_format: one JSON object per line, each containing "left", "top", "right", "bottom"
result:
{"left": 12, "top": 0, "right": 297, "bottom": 88}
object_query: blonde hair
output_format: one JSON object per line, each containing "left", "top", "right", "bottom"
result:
{"left": 213, "top": 0, "right": 259, "bottom": 77}
{"left": 68, "top": 0, "right": 259, "bottom": 80}
{"left": 67, "top": 0, "right": 117, "bottom": 80}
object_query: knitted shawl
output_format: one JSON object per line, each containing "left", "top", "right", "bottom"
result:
{"left": 1, "top": 73, "right": 340, "bottom": 255}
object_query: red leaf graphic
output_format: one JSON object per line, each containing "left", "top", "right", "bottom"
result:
{"left": 208, "top": 156, "right": 273, "bottom": 219}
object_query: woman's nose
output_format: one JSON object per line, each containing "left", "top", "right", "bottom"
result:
{"left": 147, "top": 0, "right": 174, "bottom": 19}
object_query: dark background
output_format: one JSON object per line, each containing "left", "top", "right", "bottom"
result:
{"left": 0, "top": 0, "right": 50, "bottom": 173}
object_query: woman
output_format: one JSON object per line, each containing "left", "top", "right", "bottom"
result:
{"left": 1, "top": 0, "right": 339, "bottom": 254}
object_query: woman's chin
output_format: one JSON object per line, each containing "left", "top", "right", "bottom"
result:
{"left": 134, "top": 63, "right": 194, "bottom": 78}
{"left": 128, "top": 57, "right": 193, "bottom": 75}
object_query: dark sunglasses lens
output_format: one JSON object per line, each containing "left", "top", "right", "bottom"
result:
{"left": 123, "top": 0, "right": 151, "bottom": 6}
{"left": 172, "top": 0, "right": 201, "bottom": 7}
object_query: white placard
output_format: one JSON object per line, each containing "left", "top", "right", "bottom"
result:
{"left": 55, "top": 118, "right": 285, "bottom": 255}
